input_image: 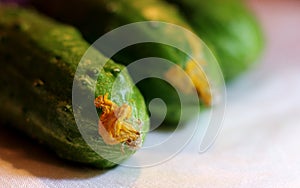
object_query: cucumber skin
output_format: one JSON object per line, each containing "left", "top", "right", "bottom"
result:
{"left": 0, "top": 5, "right": 149, "bottom": 168}
{"left": 29, "top": 0, "right": 263, "bottom": 82}
{"left": 29, "top": 0, "right": 191, "bottom": 43}
{"left": 166, "top": 0, "right": 264, "bottom": 81}
{"left": 28, "top": 0, "right": 193, "bottom": 72}
{"left": 29, "top": 0, "right": 206, "bottom": 124}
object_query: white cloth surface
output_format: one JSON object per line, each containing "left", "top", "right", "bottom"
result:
{"left": 1, "top": 0, "right": 300, "bottom": 187}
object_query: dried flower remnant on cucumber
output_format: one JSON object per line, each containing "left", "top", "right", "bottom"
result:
{"left": 0, "top": 5, "right": 149, "bottom": 168}
{"left": 94, "top": 93, "right": 142, "bottom": 149}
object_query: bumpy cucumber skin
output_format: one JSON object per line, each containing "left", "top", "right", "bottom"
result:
{"left": 166, "top": 0, "right": 264, "bottom": 81}
{"left": 29, "top": 0, "right": 208, "bottom": 125}
{"left": 0, "top": 6, "right": 149, "bottom": 168}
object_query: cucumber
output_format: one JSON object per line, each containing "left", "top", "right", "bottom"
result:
{"left": 166, "top": 0, "right": 264, "bottom": 81}
{"left": 29, "top": 0, "right": 214, "bottom": 125}
{"left": 0, "top": 5, "right": 149, "bottom": 168}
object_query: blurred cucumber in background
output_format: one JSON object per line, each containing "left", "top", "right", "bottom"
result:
{"left": 166, "top": 0, "right": 264, "bottom": 81}
{"left": 28, "top": 0, "right": 264, "bottom": 82}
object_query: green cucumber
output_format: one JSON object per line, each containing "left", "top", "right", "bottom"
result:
{"left": 166, "top": 0, "right": 264, "bottom": 81}
{"left": 29, "top": 0, "right": 214, "bottom": 125}
{"left": 0, "top": 5, "right": 149, "bottom": 168}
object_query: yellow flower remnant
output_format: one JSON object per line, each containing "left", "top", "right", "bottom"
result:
{"left": 185, "top": 60, "right": 211, "bottom": 106}
{"left": 94, "top": 93, "right": 141, "bottom": 148}
{"left": 164, "top": 60, "right": 211, "bottom": 106}
{"left": 164, "top": 64, "right": 195, "bottom": 94}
